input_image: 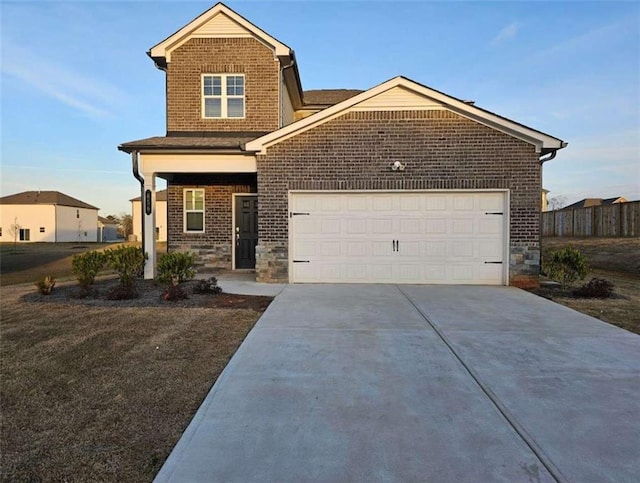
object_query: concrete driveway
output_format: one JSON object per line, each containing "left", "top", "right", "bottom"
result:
{"left": 155, "top": 285, "right": 640, "bottom": 483}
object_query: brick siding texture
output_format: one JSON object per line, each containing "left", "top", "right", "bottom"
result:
{"left": 167, "top": 174, "right": 256, "bottom": 270}
{"left": 167, "top": 38, "right": 279, "bottom": 133}
{"left": 256, "top": 110, "right": 542, "bottom": 286}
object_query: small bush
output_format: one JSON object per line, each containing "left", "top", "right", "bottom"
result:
{"left": 163, "top": 284, "right": 189, "bottom": 302}
{"left": 192, "top": 277, "right": 222, "bottom": 295}
{"left": 105, "top": 246, "right": 146, "bottom": 286}
{"left": 106, "top": 284, "right": 138, "bottom": 300}
{"left": 71, "top": 251, "right": 107, "bottom": 288}
{"left": 157, "top": 252, "right": 196, "bottom": 286}
{"left": 575, "top": 277, "right": 614, "bottom": 298}
{"left": 543, "top": 245, "right": 588, "bottom": 289}
{"left": 34, "top": 276, "right": 56, "bottom": 295}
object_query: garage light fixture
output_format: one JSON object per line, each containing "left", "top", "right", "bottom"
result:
{"left": 391, "top": 161, "right": 406, "bottom": 171}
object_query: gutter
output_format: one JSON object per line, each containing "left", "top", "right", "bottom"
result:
{"left": 132, "top": 151, "right": 145, "bottom": 252}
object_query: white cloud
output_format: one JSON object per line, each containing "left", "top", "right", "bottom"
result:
{"left": 490, "top": 21, "right": 519, "bottom": 46}
{"left": 1, "top": 41, "right": 126, "bottom": 119}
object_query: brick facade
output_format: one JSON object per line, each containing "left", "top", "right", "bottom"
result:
{"left": 167, "top": 38, "right": 279, "bottom": 133}
{"left": 256, "top": 110, "right": 542, "bottom": 286}
{"left": 167, "top": 174, "right": 256, "bottom": 271}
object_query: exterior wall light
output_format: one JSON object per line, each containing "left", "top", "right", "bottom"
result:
{"left": 391, "top": 161, "right": 406, "bottom": 171}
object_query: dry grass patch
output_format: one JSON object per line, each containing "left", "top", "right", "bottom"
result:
{"left": 0, "top": 280, "right": 270, "bottom": 482}
{"left": 541, "top": 237, "right": 640, "bottom": 274}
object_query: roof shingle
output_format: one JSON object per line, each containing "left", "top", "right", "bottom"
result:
{"left": 0, "top": 191, "right": 98, "bottom": 210}
{"left": 118, "top": 132, "right": 268, "bottom": 153}
{"left": 303, "top": 89, "right": 364, "bottom": 106}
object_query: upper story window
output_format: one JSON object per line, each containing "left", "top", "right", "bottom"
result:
{"left": 202, "top": 74, "right": 245, "bottom": 119}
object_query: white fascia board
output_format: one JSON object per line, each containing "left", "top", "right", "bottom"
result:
{"left": 139, "top": 153, "right": 257, "bottom": 174}
{"left": 246, "top": 76, "right": 565, "bottom": 154}
{"left": 149, "top": 3, "right": 291, "bottom": 63}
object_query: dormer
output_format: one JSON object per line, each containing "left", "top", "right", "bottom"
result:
{"left": 148, "top": 3, "right": 303, "bottom": 134}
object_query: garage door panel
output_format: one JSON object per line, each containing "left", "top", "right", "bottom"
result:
{"left": 452, "top": 219, "right": 474, "bottom": 234}
{"left": 451, "top": 241, "right": 474, "bottom": 258}
{"left": 479, "top": 217, "right": 502, "bottom": 234}
{"left": 372, "top": 218, "right": 394, "bottom": 234}
{"left": 346, "top": 241, "right": 369, "bottom": 257}
{"left": 290, "top": 192, "right": 506, "bottom": 285}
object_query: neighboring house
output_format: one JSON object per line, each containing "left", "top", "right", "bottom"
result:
{"left": 541, "top": 189, "right": 550, "bottom": 212}
{"left": 0, "top": 191, "right": 99, "bottom": 243}
{"left": 131, "top": 190, "right": 168, "bottom": 242}
{"left": 98, "top": 216, "right": 119, "bottom": 242}
{"left": 119, "top": 2, "right": 567, "bottom": 287}
{"left": 562, "top": 197, "right": 628, "bottom": 210}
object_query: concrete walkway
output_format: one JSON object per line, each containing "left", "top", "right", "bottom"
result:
{"left": 155, "top": 285, "right": 640, "bottom": 483}
{"left": 197, "top": 270, "right": 286, "bottom": 296}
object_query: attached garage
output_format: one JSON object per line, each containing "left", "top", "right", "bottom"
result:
{"left": 289, "top": 191, "right": 507, "bottom": 285}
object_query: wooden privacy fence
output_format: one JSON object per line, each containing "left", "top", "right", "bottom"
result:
{"left": 542, "top": 201, "right": 640, "bottom": 237}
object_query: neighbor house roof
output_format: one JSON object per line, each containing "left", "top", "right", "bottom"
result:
{"left": 246, "top": 76, "right": 568, "bottom": 155}
{"left": 130, "top": 189, "right": 168, "bottom": 202}
{"left": 563, "top": 197, "right": 628, "bottom": 210}
{"left": 118, "top": 133, "right": 267, "bottom": 153}
{"left": 0, "top": 191, "right": 98, "bottom": 210}
{"left": 98, "top": 216, "right": 119, "bottom": 225}
{"left": 303, "top": 89, "right": 364, "bottom": 106}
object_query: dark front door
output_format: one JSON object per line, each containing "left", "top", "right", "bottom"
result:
{"left": 235, "top": 195, "right": 258, "bottom": 269}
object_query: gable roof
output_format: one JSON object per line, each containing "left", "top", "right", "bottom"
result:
{"left": 130, "top": 189, "right": 168, "bottom": 203}
{"left": 0, "top": 191, "right": 98, "bottom": 210}
{"left": 246, "top": 76, "right": 567, "bottom": 155}
{"left": 563, "top": 197, "right": 628, "bottom": 210}
{"left": 149, "top": 2, "right": 292, "bottom": 67}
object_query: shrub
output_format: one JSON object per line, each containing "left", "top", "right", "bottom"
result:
{"left": 543, "top": 245, "right": 588, "bottom": 288}
{"left": 71, "top": 251, "right": 107, "bottom": 288}
{"left": 163, "top": 284, "right": 189, "bottom": 302}
{"left": 34, "top": 276, "right": 56, "bottom": 295}
{"left": 575, "top": 277, "right": 614, "bottom": 298}
{"left": 105, "top": 246, "right": 146, "bottom": 286}
{"left": 192, "top": 277, "right": 222, "bottom": 295}
{"left": 106, "top": 284, "right": 138, "bottom": 300}
{"left": 157, "top": 252, "right": 196, "bottom": 286}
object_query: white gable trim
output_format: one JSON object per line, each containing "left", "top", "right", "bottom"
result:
{"left": 149, "top": 3, "right": 291, "bottom": 64}
{"left": 245, "top": 76, "right": 567, "bottom": 154}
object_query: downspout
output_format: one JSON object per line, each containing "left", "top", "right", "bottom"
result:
{"left": 279, "top": 52, "right": 297, "bottom": 127}
{"left": 132, "top": 151, "right": 144, "bottom": 252}
{"left": 538, "top": 150, "right": 557, "bottom": 165}
{"left": 538, "top": 149, "right": 557, "bottom": 277}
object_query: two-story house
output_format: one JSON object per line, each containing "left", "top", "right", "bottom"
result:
{"left": 119, "top": 2, "right": 566, "bottom": 288}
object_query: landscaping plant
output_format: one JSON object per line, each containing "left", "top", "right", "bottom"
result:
{"left": 71, "top": 250, "right": 107, "bottom": 289}
{"left": 192, "top": 277, "right": 223, "bottom": 295}
{"left": 575, "top": 277, "right": 615, "bottom": 298}
{"left": 34, "top": 276, "right": 56, "bottom": 295}
{"left": 156, "top": 251, "right": 197, "bottom": 286}
{"left": 104, "top": 246, "right": 147, "bottom": 299}
{"left": 163, "top": 284, "right": 189, "bottom": 302}
{"left": 543, "top": 245, "right": 588, "bottom": 289}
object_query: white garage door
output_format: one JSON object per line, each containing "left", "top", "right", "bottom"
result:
{"left": 290, "top": 191, "right": 507, "bottom": 284}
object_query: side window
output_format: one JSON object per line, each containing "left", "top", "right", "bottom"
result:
{"left": 184, "top": 189, "right": 205, "bottom": 232}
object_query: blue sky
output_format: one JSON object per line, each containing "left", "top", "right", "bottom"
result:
{"left": 2, "top": 0, "right": 639, "bottom": 216}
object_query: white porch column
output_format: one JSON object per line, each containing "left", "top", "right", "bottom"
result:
{"left": 142, "top": 173, "right": 157, "bottom": 279}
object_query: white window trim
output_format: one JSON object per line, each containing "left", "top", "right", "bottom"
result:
{"left": 184, "top": 188, "right": 205, "bottom": 233}
{"left": 201, "top": 74, "right": 245, "bottom": 119}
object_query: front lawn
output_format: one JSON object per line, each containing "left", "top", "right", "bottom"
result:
{"left": 0, "top": 279, "right": 270, "bottom": 481}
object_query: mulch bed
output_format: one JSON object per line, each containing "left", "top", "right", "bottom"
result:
{"left": 23, "top": 278, "right": 273, "bottom": 311}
